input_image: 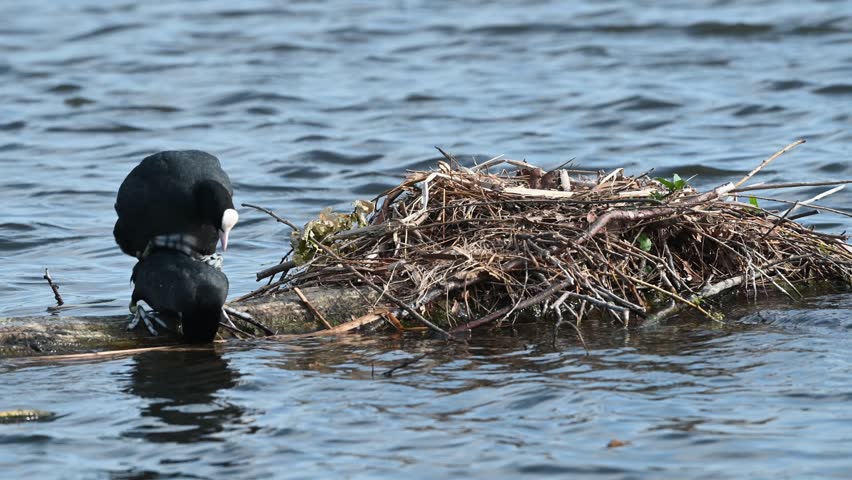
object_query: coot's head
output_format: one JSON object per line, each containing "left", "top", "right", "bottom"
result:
{"left": 181, "top": 306, "right": 223, "bottom": 343}
{"left": 181, "top": 283, "right": 226, "bottom": 343}
{"left": 195, "top": 180, "right": 238, "bottom": 251}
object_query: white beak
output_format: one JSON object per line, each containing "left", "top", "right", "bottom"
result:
{"left": 220, "top": 208, "right": 239, "bottom": 251}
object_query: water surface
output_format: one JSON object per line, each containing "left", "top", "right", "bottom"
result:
{"left": 1, "top": 0, "right": 851, "bottom": 478}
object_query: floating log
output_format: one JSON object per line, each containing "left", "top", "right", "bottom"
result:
{"left": 0, "top": 287, "right": 379, "bottom": 358}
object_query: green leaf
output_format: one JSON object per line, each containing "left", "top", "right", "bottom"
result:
{"left": 638, "top": 233, "right": 652, "bottom": 252}
{"left": 655, "top": 177, "right": 676, "bottom": 190}
{"left": 748, "top": 196, "right": 759, "bottom": 208}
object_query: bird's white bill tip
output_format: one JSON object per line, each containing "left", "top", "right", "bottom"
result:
{"left": 220, "top": 208, "right": 238, "bottom": 251}
{"left": 219, "top": 229, "right": 229, "bottom": 251}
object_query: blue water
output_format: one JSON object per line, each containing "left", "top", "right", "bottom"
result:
{"left": 1, "top": 0, "right": 852, "bottom": 478}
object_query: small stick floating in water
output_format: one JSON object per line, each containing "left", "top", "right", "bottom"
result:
{"left": 43, "top": 268, "right": 64, "bottom": 307}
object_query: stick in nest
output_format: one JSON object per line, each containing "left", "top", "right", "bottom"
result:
{"left": 294, "top": 287, "right": 333, "bottom": 329}
{"left": 450, "top": 278, "right": 573, "bottom": 333}
{"left": 733, "top": 139, "right": 805, "bottom": 189}
{"left": 313, "top": 241, "right": 451, "bottom": 337}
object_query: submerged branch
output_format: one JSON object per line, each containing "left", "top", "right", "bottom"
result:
{"left": 43, "top": 269, "right": 64, "bottom": 307}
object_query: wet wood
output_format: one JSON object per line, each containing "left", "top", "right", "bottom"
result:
{"left": 0, "top": 286, "right": 380, "bottom": 358}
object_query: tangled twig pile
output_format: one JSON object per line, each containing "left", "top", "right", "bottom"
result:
{"left": 249, "top": 140, "right": 852, "bottom": 335}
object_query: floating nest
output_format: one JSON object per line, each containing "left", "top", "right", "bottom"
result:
{"left": 247, "top": 140, "right": 852, "bottom": 337}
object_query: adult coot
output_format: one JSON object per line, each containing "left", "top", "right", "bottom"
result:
{"left": 129, "top": 249, "right": 229, "bottom": 343}
{"left": 114, "top": 150, "right": 238, "bottom": 259}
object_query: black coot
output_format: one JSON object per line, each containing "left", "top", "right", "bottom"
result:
{"left": 114, "top": 150, "right": 238, "bottom": 259}
{"left": 131, "top": 249, "right": 229, "bottom": 343}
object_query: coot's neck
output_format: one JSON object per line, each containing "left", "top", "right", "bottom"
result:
{"left": 142, "top": 235, "right": 224, "bottom": 269}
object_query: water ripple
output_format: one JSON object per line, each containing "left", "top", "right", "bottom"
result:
{"left": 45, "top": 123, "right": 146, "bottom": 133}
{"left": 1, "top": 1, "right": 852, "bottom": 475}
{"left": 292, "top": 150, "right": 383, "bottom": 166}
{"left": 207, "top": 90, "right": 305, "bottom": 107}
{"left": 813, "top": 84, "right": 852, "bottom": 95}
{"left": 686, "top": 21, "right": 774, "bottom": 36}
{"left": 66, "top": 23, "right": 144, "bottom": 42}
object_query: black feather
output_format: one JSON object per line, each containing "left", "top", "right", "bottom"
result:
{"left": 114, "top": 150, "right": 234, "bottom": 258}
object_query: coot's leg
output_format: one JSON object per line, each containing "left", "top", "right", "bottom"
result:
{"left": 223, "top": 306, "right": 276, "bottom": 336}
{"left": 220, "top": 308, "right": 239, "bottom": 330}
{"left": 127, "top": 301, "right": 168, "bottom": 336}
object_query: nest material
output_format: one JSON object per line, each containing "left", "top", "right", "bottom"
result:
{"left": 254, "top": 141, "right": 852, "bottom": 334}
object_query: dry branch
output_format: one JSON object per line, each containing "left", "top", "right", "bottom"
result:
{"left": 294, "top": 287, "right": 333, "bottom": 330}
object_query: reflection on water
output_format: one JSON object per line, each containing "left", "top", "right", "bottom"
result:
{"left": 1, "top": 307, "right": 852, "bottom": 478}
{"left": 123, "top": 348, "right": 244, "bottom": 444}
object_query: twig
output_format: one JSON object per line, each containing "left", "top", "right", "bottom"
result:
{"left": 384, "top": 311, "right": 405, "bottom": 332}
{"left": 218, "top": 320, "right": 254, "bottom": 339}
{"left": 313, "top": 242, "right": 450, "bottom": 336}
{"left": 223, "top": 306, "right": 276, "bottom": 336}
{"left": 256, "top": 260, "right": 296, "bottom": 281}
{"left": 733, "top": 139, "right": 806, "bottom": 189}
{"left": 578, "top": 183, "right": 735, "bottom": 243}
{"left": 736, "top": 194, "right": 852, "bottom": 220}
{"left": 43, "top": 269, "right": 64, "bottom": 307}
{"left": 15, "top": 345, "right": 212, "bottom": 362}
{"left": 761, "top": 201, "right": 796, "bottom": 240}
{"left": 620, "top": 273, "right": 723, "bottom": 324}
{"left": 551, "top": 295, "right": 589, "bottom": 352}
{"left": 382, "top": 353, "right": 427, "bottom": 377}
{"left": 645, "top": 275, "right": 745, "bottom": 325}
{"left": 471, "top": 154, "right": 506, "bottom": 172}
{"left": 435, "top": 146, "right": 457, "bottom": 164}
{"left": 778, "top": 185, "right": 845, "bottom": 218}
{"left": 264, "top": 311, "right": 387, "bottom": 340}
{"left": 787, "top": 210, "right": 819, "bottom": 221}
{"left": 229, "top": 279, "right": 286, "bottom": 303}
{"left": 294, "top": 287, "right": 333, "bottom": 330}
{"left": 731, "top": 179, "right": 852, "bottom": 193}
{"left": 242, "top": 203, "right": 300, "bottom": 230}
{"left": 450, "top": 279, "right": 572, "bottom": 333}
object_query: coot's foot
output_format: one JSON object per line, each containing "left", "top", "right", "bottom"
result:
{"left": 127, "top": 301, "right": 168, "bottom": 336}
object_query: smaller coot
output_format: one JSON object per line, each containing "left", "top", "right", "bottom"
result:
{"left": 129, "top": 249, "right": 229, "bottom": 343}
